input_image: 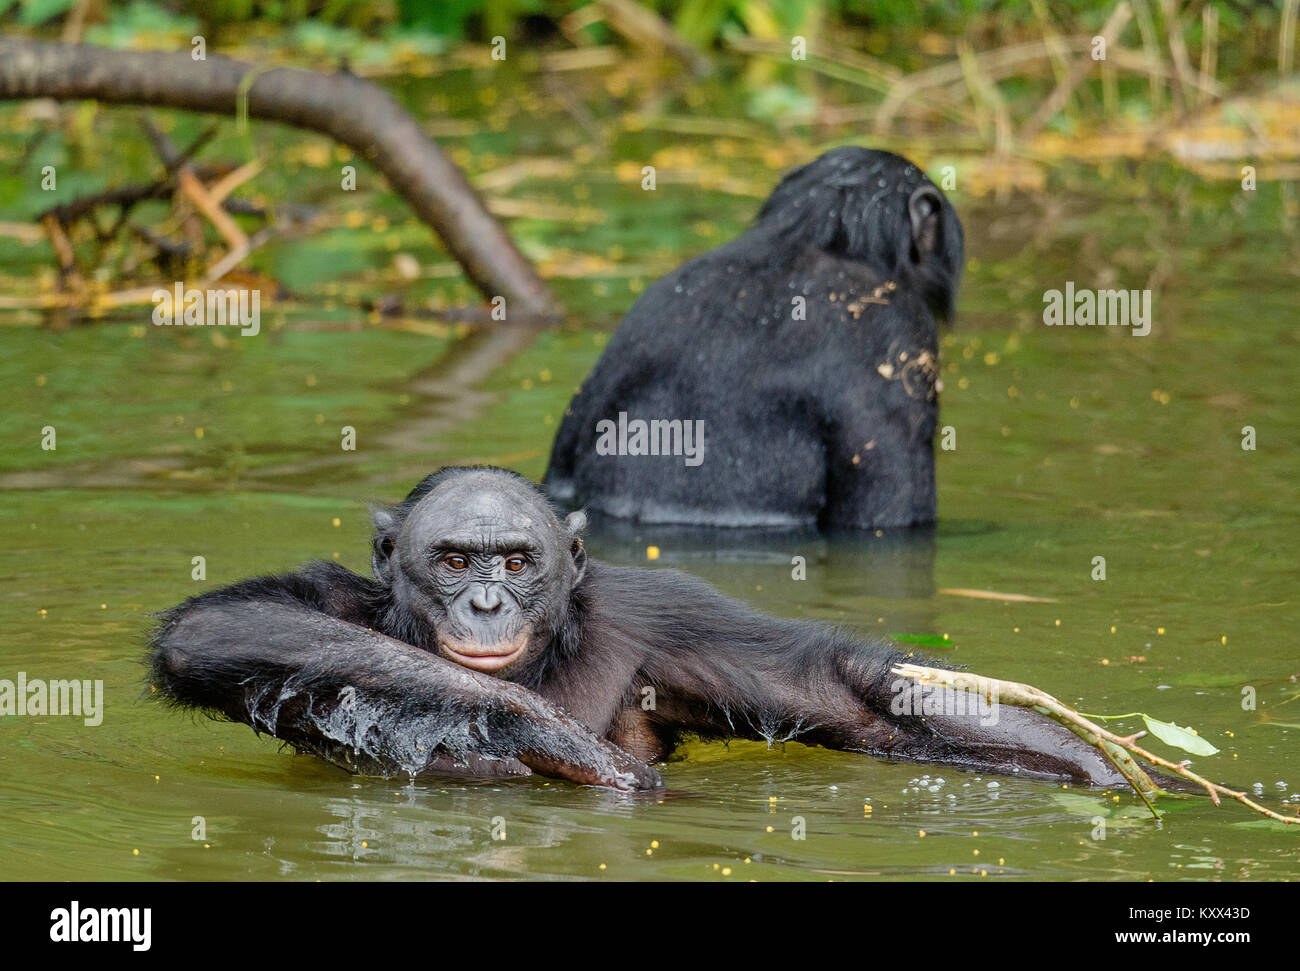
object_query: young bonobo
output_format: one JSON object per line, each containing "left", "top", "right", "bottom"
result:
{"left": 545, "top": 146, "right": 963, "bottom": 529}
{"left": 150, "top": 466, "right": 1123, "bottom": 791}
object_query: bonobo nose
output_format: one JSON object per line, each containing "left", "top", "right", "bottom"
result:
{"left": 470, "top": 584, "right": 503, "bottom": 613}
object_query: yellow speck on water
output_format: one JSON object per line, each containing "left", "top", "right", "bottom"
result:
{"left": 204, "top": 844, "right": 211, "bottom": 849}
{"left": 949, "top": 868, "right": 956, "bottom": 875}
{"left": 972, "top": 831, "right": 978, "bottom": 836}
{"left": 1110, "top": 626, "right": 1116, "bottom": 633}
{"left": 998, "top": 858, "right": 1005, "bottom": 865}
{"left": 100, "top": 604, "right": 107, "bottom": 610}
{"left": 1157, "top": 627, "right": 1166, "bottom": 635}
{"left": 765, "top": 826, "right": 774, "bottom": 833}
{"left": 521, "top": 379, "right": 534, "bottom": 390}
{"left": 745, "top": 858, "right": 751, "bottom": 864}
{"left": 306, "top": 374, "right": 317, "bottom": 388}
{"left": 1054, "top": 619, "right": 1061, "bottom": 626}
{"left": 39, "top": 609, "right": 47, "bottom": 616}
{"left": 918, "top": 830, "right": 926, "bottom": 837}
{"left": 598, "top": 863, "right": 606, "bottom": 870}
{"left": 332, "top": 518, "right": 341, "bottom": 527}
{"left": 154, "top": 776, "right": 159, "bottom": 782}
{"left": 132, "top": 849, "right": 140, "bottom": 856}
{"left": 721, "top": 867, "right": 732, "bottom": 876}
{"left": 1013, "top": 627, "right": 1020, "bottom": 633}
{"left": 194, "top": 427, "right": 204, "bottom": 439}
{"left": 1101, "top": 658, "right": 1110, "bottom": 665}
{"left": 768, "top": 796, "right": 777, "bottom": 803}
{"left": 1220, "top": 635, "right": 1227, "bottom": 645}
{"left": 36, "top": 374, "right": 46, "bottom": 386}
{"left": 973, "top": 849, "right": 980, "bottom": 856}
{"left": 713, "top": 863, "right": 720, "bottom": 870}
{"left": 646, "top": 546, "right": 660, "bottom": 560}
{"left": 650, "top": 840, "right": 659, "bottom": 849}
{"left": 645, "top": 849, "right": 652, "bottom": 856}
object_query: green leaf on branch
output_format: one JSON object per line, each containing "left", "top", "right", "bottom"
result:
{"left": 1141, "top": 716, "right": 1219, "bottom": 756}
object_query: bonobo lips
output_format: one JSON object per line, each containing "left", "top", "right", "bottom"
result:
{"left": 438, "top": 632, "right": 529, "bottom": 673}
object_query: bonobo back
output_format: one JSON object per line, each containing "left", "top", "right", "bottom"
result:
{"left": 544, "top": 146, "right": 962, "bottom": 530}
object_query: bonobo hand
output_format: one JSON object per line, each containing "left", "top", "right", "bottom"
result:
{"left": 521, "top": 740, "right": 663, "bottom": 792}
{"left": 877, "top": 679, "right": 1128, "bottom": 786}
{"left": 467, "top": 669, "right": 664, "bottom": 791}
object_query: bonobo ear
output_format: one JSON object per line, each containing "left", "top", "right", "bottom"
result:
{"left": 371, "top": 508, "right": 398, "bottom": 583}
{"left": 564, "top": 510, "right": 588, "bottom": 584}
{"left": 907, "top": 184, "right": 944, "bottom": 263}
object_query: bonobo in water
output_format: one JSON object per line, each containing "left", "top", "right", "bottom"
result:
{"left": 150, "top": 467, "right": 1123, "bottom": 791}
{"left": 545, "top": 146, "right": 963, "bottom": 529}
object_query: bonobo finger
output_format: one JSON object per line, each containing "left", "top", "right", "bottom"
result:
{"left": 602, "top": 743, "right": 664, "bottom": 792}
{"left": 520, "top": 743, "right": 663, "bottom": 792}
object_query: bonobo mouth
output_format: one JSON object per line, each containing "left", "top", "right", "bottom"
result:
{"left": 438, "top": 632, "right": 529, "bottom": 673}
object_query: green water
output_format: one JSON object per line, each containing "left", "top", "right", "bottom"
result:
{"left": 2, "top": 178, "right": 1298, "bottom": 881}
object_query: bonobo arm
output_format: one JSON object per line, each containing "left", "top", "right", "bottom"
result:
{"left": 149, "top": 574, "right": 661, "bottom": 791}
{"left": 591, "top": 564, "right": 1124, "bottom": 786}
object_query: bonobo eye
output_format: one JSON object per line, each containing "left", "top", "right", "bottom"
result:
{"left": 504, "top": 555, "right": 527, "bottom": 574}
{"left": 441, "top": 553, "right": 469, "bottom": 571}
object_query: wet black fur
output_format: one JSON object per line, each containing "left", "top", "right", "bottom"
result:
{"left": 149, "top": 466, "right": 1125, "bottom": 789}
{"left": 545, "top": 146, "right": 965, "bottom": 530}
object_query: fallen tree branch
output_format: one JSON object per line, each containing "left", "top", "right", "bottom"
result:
{"left": 892, "top": 662, "right": 1300, "bottom": 825}
{"left": 0, "top": 38, "right": 561, "bottom": 320}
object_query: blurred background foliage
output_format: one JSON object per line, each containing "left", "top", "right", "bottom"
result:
{"left": 0, "top": 0, "right": 1294, "bottom": 319}
{"left": 0, "top": 0, "right": 1289, "bottom": 64}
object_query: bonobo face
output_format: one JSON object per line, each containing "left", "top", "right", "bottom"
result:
{"left": 371, "top": 471, "right": 586, "bottom": 676}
